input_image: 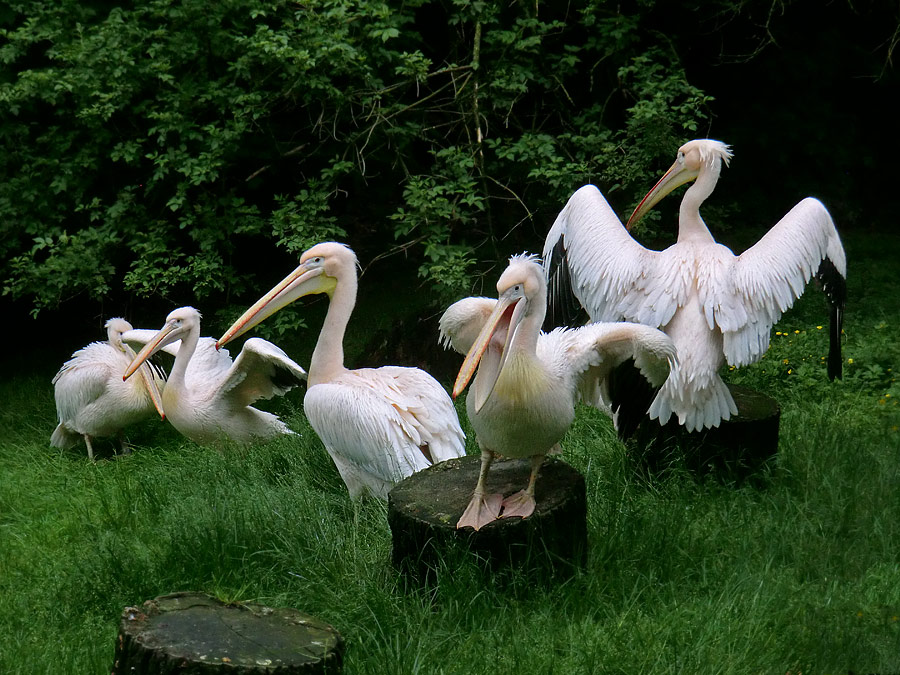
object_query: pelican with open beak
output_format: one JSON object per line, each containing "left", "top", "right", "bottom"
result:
{"left": 441, "top": 254, "right": 676, "bottom": 530}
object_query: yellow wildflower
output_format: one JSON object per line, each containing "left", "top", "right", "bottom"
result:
{"left": 848, "top": 358, "right": 854, "bottom": 364}
{"left": 816, "top": 325, "right": 823, "bottom": 330}
{"left": 783, "top": 358, "right": 790, "bottom": 365}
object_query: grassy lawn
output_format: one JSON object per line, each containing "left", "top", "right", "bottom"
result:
{"left": 1, "top": 232, "right": 898, "bottom": 674}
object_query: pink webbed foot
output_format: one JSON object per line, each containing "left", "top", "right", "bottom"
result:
{"left": 499, "top": 490, "right": 536, "bottom": 520}
{"left": 456, "top": 492, "right": 503, "bottom": 531}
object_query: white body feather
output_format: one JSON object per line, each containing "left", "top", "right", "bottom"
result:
{"left": 51, "top": 319, "right": 164, "bottom": 456}
{"left": 305, "top": 365, "right": 466, "bottom": 499}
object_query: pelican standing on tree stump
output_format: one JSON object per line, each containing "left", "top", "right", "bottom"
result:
{"left": 123, "top": 306, "right": 307, "bottom": 446}
{"left": 216, "top": 242, "right": 466, "bottom": 499}
{"left": 440, "top": 254, "right": 676, "bottom": 530}
{"left": 51, "top": 318, "right": 165, "bottom": 459}
{"left": 543, "top": 139, "right": 846, "bottom": 432}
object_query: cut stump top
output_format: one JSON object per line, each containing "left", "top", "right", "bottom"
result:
{"left": 388, "top": 456, "right": 587, "bottom": 584}
{"left": 112, "top": 592, "right": 343, "bottom": 674}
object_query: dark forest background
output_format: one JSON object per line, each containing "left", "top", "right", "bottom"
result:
{"left": 1, "top": 0, "right": 897, "bottom": 368}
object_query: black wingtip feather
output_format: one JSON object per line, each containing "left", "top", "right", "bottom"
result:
{"left": 544, "top": 236, "right": 589, "bottom": 331}
{"left": 271, "top": 363, "right": 307, "bottom": 393}
{"left": 816, "top": 257, "right": 846, "bottom": 381}
{"left": 608, "top": 358, "right": 659, "bottom": 440}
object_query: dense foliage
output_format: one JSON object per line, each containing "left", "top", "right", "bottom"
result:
{"left": 2, "top": 0, "right": 895, "bottom": 321}
{"left": 1, "top": 0, "right": 716, "bottom": 315}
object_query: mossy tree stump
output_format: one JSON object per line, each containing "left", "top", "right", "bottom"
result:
{"left": 111, "top": 592, "right": 344, "bottom": 674}
{"left": 388, "top": 455, "right": 586, "bottom": 585}
{"left": 630, "top": 384, "right": 781, "bottom": 482}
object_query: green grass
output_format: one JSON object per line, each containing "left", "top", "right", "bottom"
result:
{"left": 1, "top": 233, "right": 899, "bottom": 674}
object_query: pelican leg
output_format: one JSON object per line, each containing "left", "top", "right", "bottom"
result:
{"left": 500, "top": 454, "right": 544, "bottom": 520}
{"left": 83, "top": 435, "right": 95, "bottom": 462}
{"left": 456, "top": 448, "right": 502, "bottom": 531}
{"left": 118, "top": 433, "right": 133, "bottom": 456}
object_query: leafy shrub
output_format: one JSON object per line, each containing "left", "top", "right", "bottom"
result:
{"left": 1, "top": 0, "right": 713, "bottom": 315}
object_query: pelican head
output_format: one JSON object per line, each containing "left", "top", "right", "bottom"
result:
{"left": 627, "top": 139, "right": 732, "bottom": 229}
{"left": 123, "top": 307, "right": 201, "bottom": 381}
{"left": 105, "top": 318, "right": 134, "bottom": 352}
{"left": 217, "top": 242, "right": 354, "bottom": 349}
{"left": 453, "top": 254, "right": 545, "bottom": 412}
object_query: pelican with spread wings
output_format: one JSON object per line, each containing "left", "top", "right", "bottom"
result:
{"left": 543, "top": 139, "right": 846, "bottom": 432}
{"left": 123, "top": 306, "right": 306, "bottom": 445}
{"left": 441, "top": 254, "right": 676, "bottom": 530}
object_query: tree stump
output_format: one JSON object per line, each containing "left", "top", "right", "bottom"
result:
{"left": 111, "top": 592, "right": 344, "bottom": 674}
{"left": 388, "top": 455, "right": 586, "bottom": 585}
{"left": 630, "top": 383, "right": 781, "bottom": 482}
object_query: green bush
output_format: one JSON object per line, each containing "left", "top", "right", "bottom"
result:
{"left": 1, "top": 0, "right": 712, "bottom": 315}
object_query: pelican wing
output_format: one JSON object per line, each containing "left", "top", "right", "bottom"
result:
{"left": 438, "top": 296, "right": 497, "bottom": 355}
{"left": 541, "top": 322, "right": 676, "bottom": 437}
{"left": 305, "top": 367, "right": 465, "bottom": 494}
{"left": 219, "top": 337, "right": 307, "bottom": 407}
{"left": 542, "top": 185, "right": 661, "bottom": 327}
{"left": 52, "top": 345, "right": 113, "bottom": 422}
{"left": 717, "top": 198, "right": 846, "bottom": 375}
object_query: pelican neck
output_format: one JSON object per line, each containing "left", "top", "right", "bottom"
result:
{"left": 309, "top": 272, "right": 355, "bottom": 386}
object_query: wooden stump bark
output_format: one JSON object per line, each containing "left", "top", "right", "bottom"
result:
{"left": 630, "top": 383, "right": 781, "bottom": 482}
{"left": 388, "top": 455, "right": 586, "bottom": 585}
{"left": 111, "top": 592, "right": 344, "bottom": 674}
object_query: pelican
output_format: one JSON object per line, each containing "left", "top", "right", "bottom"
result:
{"left": 51, "top": 318, "right": 165, "bottom": 459}
{"left": 216, "top": 242, "right": 466, "bottom": 499}
{"left": 123, "top": 306, "right": 307, "bottom": 445}
{"left": 440, "top": 254, "right": 676, "bottom": 530}
{"left": 543, "top": 139, "right": 847, "bottom": 432}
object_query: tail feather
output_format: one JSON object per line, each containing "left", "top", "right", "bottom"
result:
{"left": 50, "top": 423, "right": 80, "bottom": 449}
{"left": 648, "top": 372, "right": 737, "bottom": 433}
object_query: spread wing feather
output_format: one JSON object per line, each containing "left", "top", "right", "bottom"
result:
{"left": 220, "top": 338, "right": 307, "bottom": 407}
{"left": 542, "top": 185, "right": 663, "bottom": 325}
{"left": 538, "top": 322, "right": 676, "bottom": 436}
{"left": 723, "top": 197, "right": 846, "bottom": 369}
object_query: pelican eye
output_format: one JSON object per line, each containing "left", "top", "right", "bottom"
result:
{"left": 677, "top": 151, "right": 684, "bottom": 163}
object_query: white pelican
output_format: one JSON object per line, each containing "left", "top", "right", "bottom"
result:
{"left": 542, "top": 139, "right": 847, "bottom": 432}
{"left": 440, "top": 254, "right": 676, "bottom": 530}
{"left": 216, "top": 242, "right": 466, "bottom": 499}
{"left": 123, "top": 306, "right": 307, "bottom": 446}
{"left": 51, "top": 318, "right": 165, "bottom": 460}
